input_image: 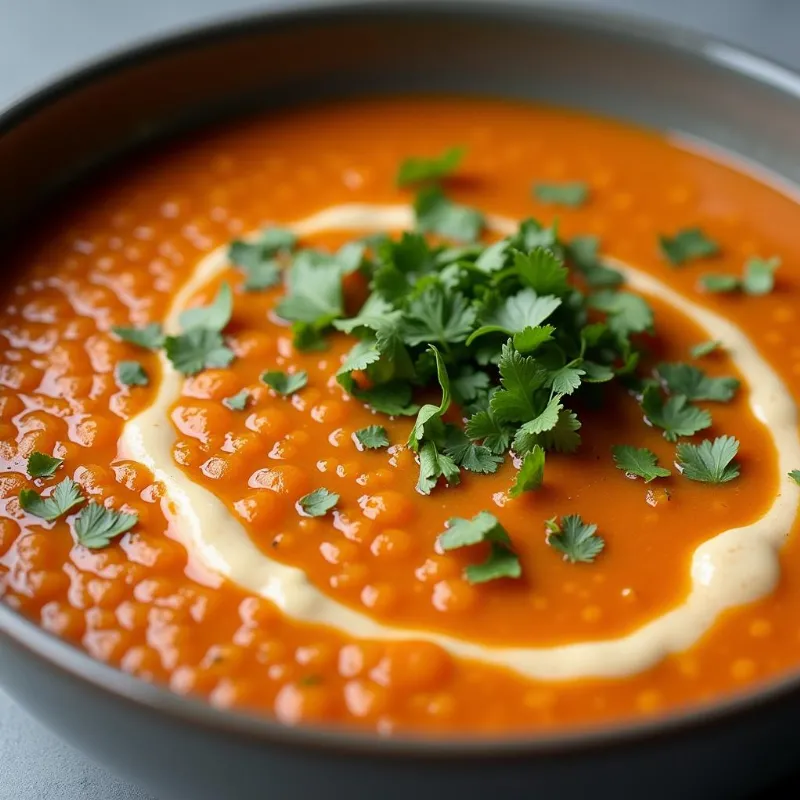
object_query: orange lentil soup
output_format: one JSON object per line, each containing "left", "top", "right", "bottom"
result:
{"left": 2, "top": 96, "right": 800, "bottom": 736}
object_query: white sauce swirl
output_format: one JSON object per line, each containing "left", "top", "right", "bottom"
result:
{"left": 121, "top": 204, "right": 800, "bottom": 681}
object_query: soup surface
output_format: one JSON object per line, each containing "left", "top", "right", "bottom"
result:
{"left": 2, "top": 96, "right": 800, "bottom": 735}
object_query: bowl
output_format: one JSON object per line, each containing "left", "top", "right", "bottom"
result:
{"left": 3, "top": 3, "right": 800, "bottom": 798}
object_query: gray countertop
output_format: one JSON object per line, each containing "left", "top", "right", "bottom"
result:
{"left": 1, "top": 1, "right": 799, "bottom": 797}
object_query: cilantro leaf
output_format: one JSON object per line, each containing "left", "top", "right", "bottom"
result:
{"left": 275, "top": 250, "right": 343, "bottom": 328}
{"left": 512, "top": 395, "right": 564, "bottom": 455}
{"left": 569, "top": 236, "right": 623, "bottom": 288}
{"left": 439, "top": 511, "right": 521, "bottom": 584}
{"left": 242, "top": 259, "right": 281, "bottom": 291}
{"left": 353, "top": 382, "right": 419, "bottom": 416}
{"left": 164, "top": 329, "right": 234, "bottom": 375}
{"left": 19, "top": 477, "right": 84, "bottom": 522}
{"left": 73, "top": 502, "right": 137, "bottom": 549}
{"left": 676, "top": 435, "right": 740, "bottom": 483}
{"left": 261, "top": 370, "right": 308, "bottom": 396}
{"left": 789, "top": 470, "right": 800, "bottom": 485}
{"left": 408, "top": 345, "right": 451, "bottom": 450}
{"left": 546, "top": 514, "right": 605, "bottom": 564}
{"left": 531, "top": 408, "right": 582, "bottom": 454}
{"left": 588, "top": 291, "right": 654, "bottom": 337}
{"left": 659, "top": 227, "right": 720, "bottom": 265}
{"left": 396, "top": 146, "right": 464, "bottom": 187}
{"left": 509, "top": 445, "right": 545, "bottom": 496}
{"left": 179, "top": 283, "right": 233, "bottom": 332}
{"left": 513, "top": 325, "right": 555, "bottom": 354}
{"left": 416, "top": 441, "right": 461, "bottom": 495}
{"left": 355, "top": 425, "right": 390, "bottom": 450}
{"left": 742, "top": 256, "right": 780, "bottom": 296}
{"left": 547, "top": 363, "right": 585, "bottom": 395}
{"left": 451, "top": 368, "right": 490, "bottom": 405}
{"left": 641, "top": 385, "right": 711, "bottom": 442}
{"left": 690, "top": 340, "right": 721, "bottom": 358}
{"left": 533, "top": 181, "right": 589, "bottom": 207}
{"left": 489, "top": 343, "right": 549, "bottom": 423}
{"left": 698, "top": 274, "right": 740, "bottom": 293}
{"left": 656, "top": 362, "right": 739, "bottom": 402}
{"left": 336, "top": 341, "right": 381, "bottom": 392}
{"left": 442, "top": 428, "right": 503, "bottom": 474}
{"left": 414, "top": 186, "right": 484, "bottom": 242}
{"left": 514, "top": 247, "right": 570, "bottom": 296}
{"left": 229, "top": 228, "right": 295, "bottom": 291}
{"left": 297, "top": 488, "right": 339, "bottom": 517}
{"left": 612, "top": 445, "right": 671, "bottom": 482}
{"left": 27, "top": 451, "right": 63, "bottom": 478}
{"left": 467, "top": 288, "right": 561, "bottom": 344}
{"left": 402, "top": 288, "right": 476, "bottom": 346}
{"left": 116, "top": 360, "right": 148, "bottom": 387}
{"left": 223, "top": 390, "right": 249, "bottom": 411}
{"left": 465, "top": 409, "right": 512, "bottom": 455}
{"left": 111, "top": 322, "right": 164, "bottom": 350}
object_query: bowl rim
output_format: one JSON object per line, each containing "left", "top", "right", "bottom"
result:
{"left": 3, "top": 0, "right": 800, "bottom": 759}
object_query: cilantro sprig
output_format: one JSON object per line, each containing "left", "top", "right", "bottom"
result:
{"left": 676, "top": 436, "right": 741, "bottom": 484}
{"left": 545, "top": 515, "right": 605, "bottom": 563}
{"left": 612, "top": 445, "right": 671, "bottom": 483}
{"left": 699, "top": 256, "right": 780, "bottom": 296}
{"left": 659, "top": 227, "right": 719, "bottom": 265}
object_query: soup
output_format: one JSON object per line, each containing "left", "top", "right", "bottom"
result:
{"left": 1, "top": 96, "right": 799, "bottom": 735}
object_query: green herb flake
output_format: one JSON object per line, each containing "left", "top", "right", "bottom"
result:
{"left": 27, "top": 451, "right": 63, "bottom": 479}
{"left": 533, "top": 181, "right": 589, "bottom": 207}
{"left": 396, "top": 146, "right": 465, "bottom": 187}
{"left": 641, "top": 385, "right": 712, "bottom": 442}
{"left": 164, "top": 329, "right": 234, "bottom": 376}
{"left": 414, "top": 186, "right": 484, "bottom": 242}
{"left": 612, "top": 445, "right": 671, "bottom": 482}
{"left": 73, "top": 502, "right": 138, "bottom": 549}
{"left": 676, "top": 435, "right": 741, "bottom": 484}
{"left": 116, "top": 360, "right": 149, "bottom": 387}
{"left": 698, "top": 274, "right": 740, "bottom": 293}
{"left": 659, "top": 227, "right": 720, "bottom": 266}
{"left": 261, "top": 370, "right": 308, "bottom": 397}
{"left": 111, "top": 322, "right": 164, "bottom": 350}
{"left": 546, "top": 514, "right": 605, "bottom": 564}
{"left": 690, "top": 340, "right": 722, "bottom": 359}
{"left": 178, "top": 282, "right": 233, "bottom": 332}
{"left": 438, "top": 511, "right": 521, "bottom": 584}
{"left": 509, "top": 445, "right": 545, "bottom": 497}
{"left": 19, "top": 477, "right": 84, "bottom": 522}
{"left": 223, "top": 390, "right": 250, "bottom": 411}
{"left": 355, "top": 425, "right": 390, "bottom": 450}
{"left": 789, "top": 470, "right": 800, "bottom": 485}
{"left": 742, "top": 256, "right": 780, "bottom": 296}
{"left": 656, "top": 362, "right": 739, "bottom": 402}
{"left": 297, "top": 488, "right": 339, "bottom": 517}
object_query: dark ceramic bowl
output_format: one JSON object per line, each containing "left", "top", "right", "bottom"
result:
{"left": 3, "top": 3, "right": 800, "bottom": 798}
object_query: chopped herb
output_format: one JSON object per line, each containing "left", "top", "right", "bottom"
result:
{"left": 164, "top": 329, "right": 234, "bottom": 375}
{"left": 178, "top": 282, "right": 233, "bottom": 332}
{"left": 659, "top": 227, "right": 720, "bottom": 266}
{"left": 789, "top": 470, "right": 800, "bottom": 485}
{"left": 742, "top": 256, "right": 780, "bottom": 296}
{"left": 228, "top": 227, "right": 296, "bottom": 290}
{"left": 442, "top": 428, "right": 503, "bottom": 475}
{"left": 414, "top": 186, "right": 484, "bottom": 242}
{"left": 569, "top": 235, "right": 624, "bottom": 288}
{"left": 111, "top": 322, "right": 164, "bottom": 350}
{"left": 612, "top": 445, "right": 671, "bottom": 482}
{"left": 438, "top": 511, "right": 521, "bottom": 584}
{"left": 73, "top": 502, "right": 137, "bottom": 549}
{"left": 656, "top": 362, "right": 739, "bottom": 402}
{"left": 690, "top": 340, "right": 722, "bottom": 358}
{"left": 297, "top": 488, "right": 339, "bottom": 517}
{"left": 533, "top": 181, "right": 589, "bottom": 207}
{"left": 676, "top": 435, "right": 741, "bottom": 484}
{"left": 698, "top": 274, "right": 741, "bottom": 293}
{"left": 416, "top": 441, "right": 461, "bottom": 495}
{"left": 641, "top": 384, "right": 711, "bottom": 442}
{"left": 467, "top": 287, "right": 561, "bottom": 344}
{"left": 509, "top": 445, "right": 545, "bottom": 496}
{"left": 396, "top": 145, "right": 464, "bottom": 187}
{"left": 355, "top": 425, "right": 390, "bottom": 450}
{"left": 223, "top": 390, "right": 250, "bottom": 411}
{"left": 465, "top": 410, "right": 512, "bottom": 456}
{"left": 116, "top": 360, "right": 149, "bottom": 387}
{"left": 19, "top": 477, "right": 84, "bottom": 522}
{"left": 26, "top": 451, "right": 63, "bottom": 479}
{"left": 261, "top": 370, "right": 308, "bottom": 396}
{"left": 587, "top": 291, "right": 654, "bottom": 336}
{"left": 546, "top": 514, "right": 605, "bottom": 563}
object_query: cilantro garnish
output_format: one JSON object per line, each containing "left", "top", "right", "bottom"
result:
{"left": 27, "top": 451, "right": 63, "bottom": 478}
{"left": 545, "top": 515, "right": 605, "bottom": 563}
{"left": 297, "top": 488, "right": 339, "bottom": 517}
{"left": 699, "top": 256, "right": 780, "bottom": 296}
{"left": 396, "top": 146, "right": 464, "bottom": 187}
{"left": 569, "top": 235, "right": 623, "bottom": 288}
{"left": 533, "top": 181, "right": 589, "bottom": 207}
{"left": 229, "top": 228, "right": 295, "bottom": 291}
{"left": 355, "top": 425, "right": 390, "bottom": 450}
{"left": 442, "top": 428, "right": 503, "bottom": 475}
{"left": 414, "top": 186, "right": 484, "bottom": 242}
{"left": 612, "top": 445, "right": 671, "bottom": 482}
{"left": 438, "top": 511, "right": 521, "bottom": 584}
{"left": 116, "top": 360, "right": 149, "bottom": 387}
{"left": 676, "top": 435, "right": 741, "bottom": 483}
{"left": 587, "top": 291, "right": 654, "bottom": 336}
{"left": 224, "top": 390, "right": 250, "bottom": 411}
{"left": 178, "top": 282, "right": 233, "bottom": 332}
{"left": 789, "top": 470, "right": 800, "bottom": 485}
{"left": 656, "top": 362, "right": 739, "bottom": 402}
{"left": 659, "top": 227, "right": 720, "bottom": 265}
{"left": 416, "top": 441, "right": 461, "bottom": 495}
{"left": 164, "top": 329, "right": 234, "bottom": 375}
{"left": 19, "top": 477, "right": 84, "bottom": 522}
{"left": 509, "top": 446, "right": 545, "bottom": 496}
{"left": 261, "top": 370, "right": 308, "bottom": 396}
{"left": 641, "top": 384, "right": 711, "bottom": 442}
{"left": 111, "top": 322, "right": 164, "bottom": 350}
{"left": 690, "top": 340, "right": 721, "bottom": 358}
{"left": 73, "top": 502, "right": 137, "bottom": 549}
{"left": 467, "top": 288, "right": 561, "bottom": 344}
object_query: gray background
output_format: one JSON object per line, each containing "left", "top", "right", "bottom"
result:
{"left": 1, "top": 0, "right": 799, "bottom": 797}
